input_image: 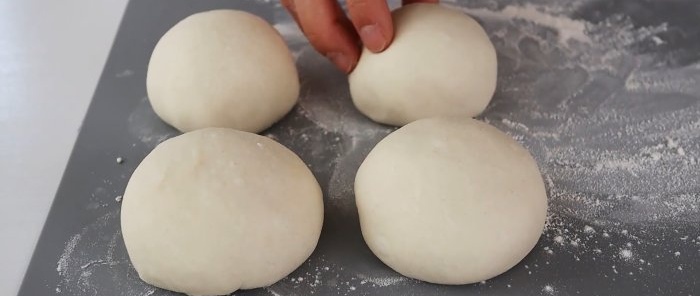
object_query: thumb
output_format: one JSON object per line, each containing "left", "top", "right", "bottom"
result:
{"left": 347, "top": 0, "right": 394, "bottom": 53}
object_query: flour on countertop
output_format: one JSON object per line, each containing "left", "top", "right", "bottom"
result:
{"left": 543, "top": 284, "right": 556, "bottom": 294}
{"left": 456, "top": 3, "right": 591, "bottom": 45}
{"left": 54, "top": 210, "right": 157, "bottom": 295}
{"left": 58, "top": 0, "right": 700, "bottom": 294}
{"left": 362, "top": 276, "right": 407, "bottom": 287}
{"left": 56, "top": 234, "right": 81, "bottom": 274}
{"left": 115, "top": 69, "right": 135, "bottom": 78}
{"left": 448, "top": 0, "right": 700, "bottom": 232}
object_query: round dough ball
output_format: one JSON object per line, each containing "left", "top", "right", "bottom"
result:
{"left": 121, "top": 128, "right": 323, "bottom": 295}
{"left": 355, "top": 117, "right": 547, "bottom": 284}
{"left": 349, "top": 4, "right": 497, "bottom": 126}
{"left": 147, "top": 10, "right": 299, "bottom": 133}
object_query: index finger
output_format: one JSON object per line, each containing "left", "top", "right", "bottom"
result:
{"left": 284, "top": 0, "right": 361, "bottom": 73}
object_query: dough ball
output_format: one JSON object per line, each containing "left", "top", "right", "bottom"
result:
{"left": 349, "top": 4, "right": 497, "bottom": 126}
{"left": 121, "top": 128, "right": 323, "bottom": 295}
{"left": 355, "top": 117, "right": 547, "bottom": 284}
{"left": 147, "top": 10, "right": 299, "bottom": 133}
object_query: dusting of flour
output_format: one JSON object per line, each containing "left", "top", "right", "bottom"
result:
{"left": 56, "top": 0, "right": 700, "bottom": 295}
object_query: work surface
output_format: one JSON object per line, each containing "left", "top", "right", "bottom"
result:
{"left": 20, "top": 0, "right": 700, "bottom": 295}
{"left": 0, "top": 1, "right": 127, "bottom": 294}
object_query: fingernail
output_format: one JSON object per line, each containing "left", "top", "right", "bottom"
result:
{"left": 327, "top": 52, "right": 354, "bottom": 73}
{"left": 359, "top": 24, "right": 387, "bottom": 52}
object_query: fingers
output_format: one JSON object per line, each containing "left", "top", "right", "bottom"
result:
{"left": 346, "top": 0, "right": 393, "bottom": 53}
{"left": 402, "top": 0, "right": 439, "bottom": 5}
{"left": 288, "top": 0, "right": 361, "bottom": 73}
{"left": 279, "top": 0, "right": 301, "bottom": 24}
{"left": 282, "top": 0, "right": 439, "bottom": 72}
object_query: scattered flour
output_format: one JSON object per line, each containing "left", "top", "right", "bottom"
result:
{"left": 458, "top": 4, "right": 591, "bottom": 45}
{"left": 59, "top": 0, "right": 699, "bottom": 294}
{"left": 363, "top": 276, "right": 407, "bottom": 287}
{"left": 619, "top": 249, "right": 634, "bottom": 260}
{"left": 543, "top": 284, "right": 556, "bottom": 294}
{"left": 115, "top": 69, "right": 134, "bottom": 78}
{"left": 56, "top": 234, "right": 81, "bottom": 274}
{"left": 554, "top": 236, "right": 564, "bottom": 244}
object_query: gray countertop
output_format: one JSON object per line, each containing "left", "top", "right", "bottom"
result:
{"left": 0, "top": 1, "right": 127, "bottom": 294}
{"left": 15, "top": 0, "right": 700, "bottom": 295}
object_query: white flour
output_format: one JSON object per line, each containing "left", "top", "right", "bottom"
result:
{"left": 281, "top": 0, "right": 699, "bottom": 291}
{"left": 57, "top": 0, "right": 699, "bottom": 295}
{"left": 271, "top": 1, "right": 700, "bottom": 233}
{"left": 457, "top": 3, "right": 591, "bottom": 45}
{"left": 361, "top": 276, "right": 407, "bottom": 287}
{"left": 54, "top": 210, "right": 155, "bottom": 295}
{"left": 56, "top": 233, "right": 81, "bottom": 274}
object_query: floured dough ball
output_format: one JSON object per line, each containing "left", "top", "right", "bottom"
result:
{"left": 355, "top": 117, "right": 547, "bottom": 284}
{"left": 121, "top": 128, "right": 323, "bottom": 295}
{"left": 349, "top": 4, "right": 497, "bottom": 126}
{"left": 147, "top": 10, "right": 299, "bottom": 133}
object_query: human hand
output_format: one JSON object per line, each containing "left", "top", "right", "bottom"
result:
{"left": 281, "top": 0, "right": 439, "bottom": 73}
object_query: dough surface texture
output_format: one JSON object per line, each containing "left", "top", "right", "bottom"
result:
{"left": 355, "top": 116, "right": 547, "bottom": 284}
{"left": 349, "top": 4, "right": 497, "bottom": 126}
{"left": 147, "top": 10, "right": 299, "bottom": 133}
{"left": 121, "top": 128, "right": 323, "bottom": 295}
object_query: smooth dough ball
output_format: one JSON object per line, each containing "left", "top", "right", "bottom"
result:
{"left": 349, "top": 4, "right": 497, "bottom": 126}
{"left": 355, "top": 117, "right": 547, "bottom": 284}
{"left": 147, "top": 10, "right": 299, "bottom": 133}
{"left": 121, "top": 128, "right": 323, "bottom": 295}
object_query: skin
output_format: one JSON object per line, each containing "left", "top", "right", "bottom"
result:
{"left": 281, "top": 0, "right": 439, "bottom": 73}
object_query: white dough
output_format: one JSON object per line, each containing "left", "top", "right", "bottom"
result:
{"left": 355, "top": 117, "right": 547, "bottom": 284}
{"left": 349, "top": 4, "right": 497, "bottom": 126}
{"left": 121, "top": 128, "right": 323, "bottom": 295}
{"left": 147, "top": 10, "right": 299, "bottom": 133}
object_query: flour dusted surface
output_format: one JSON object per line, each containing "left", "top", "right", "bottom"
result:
{"left": 49, "top": 0, "right": 699, "bottom": 295}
